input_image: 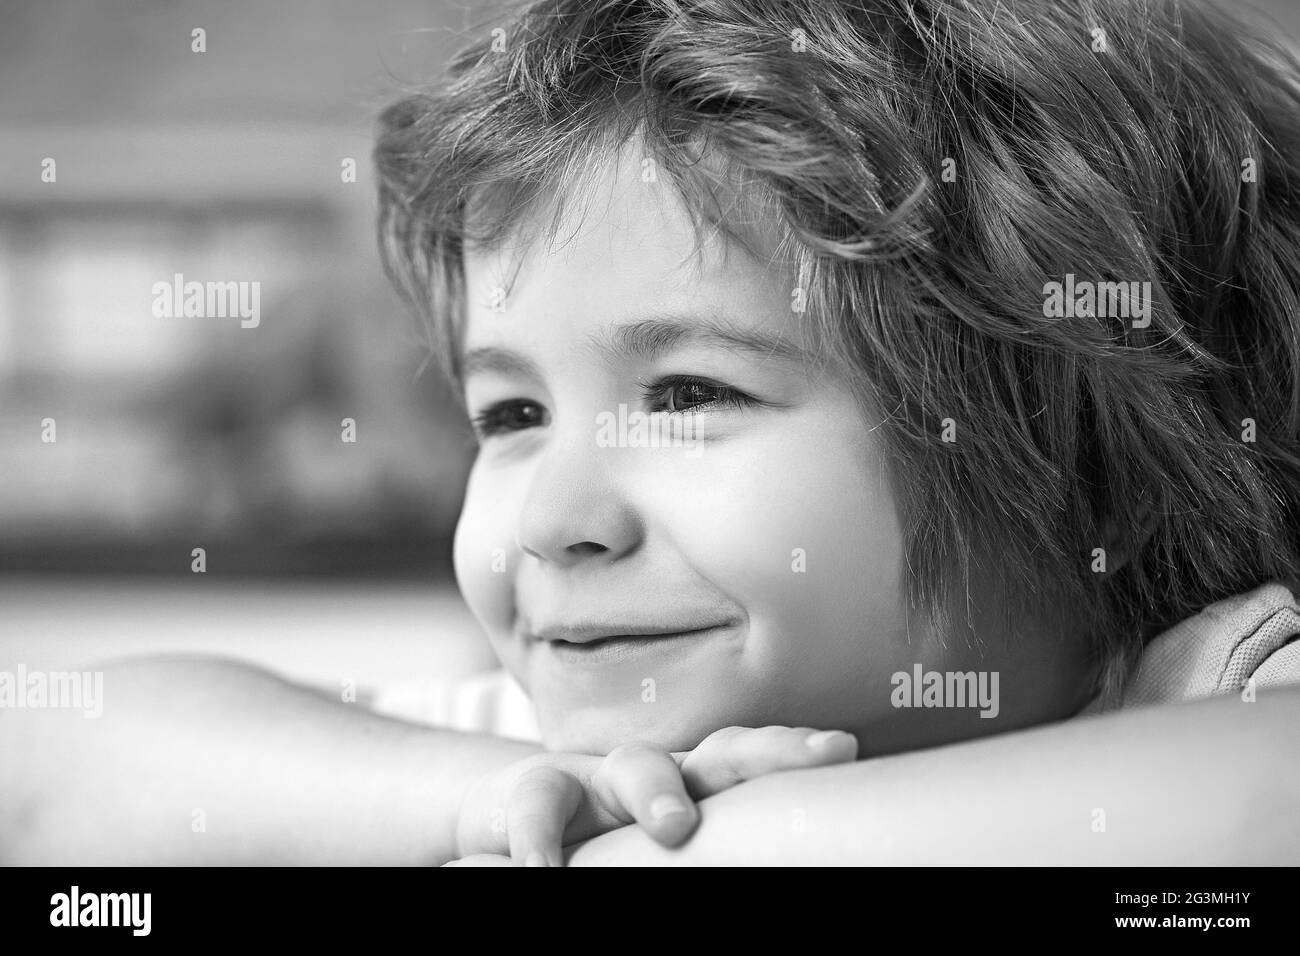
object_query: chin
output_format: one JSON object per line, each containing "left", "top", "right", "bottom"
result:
{"left": 537, "top": 705, "right": 724, "bottom": 755}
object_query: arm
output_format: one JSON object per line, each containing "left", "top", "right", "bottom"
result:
{"left": 567, "top": 686, "right": 1300, "bottom": 865}
{"left": 0, "top": 656, "right": 541, "bottom": 865}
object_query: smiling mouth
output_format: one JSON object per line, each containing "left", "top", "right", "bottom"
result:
{"left": 540, "top": 623, "right": 735, "bottom": 664}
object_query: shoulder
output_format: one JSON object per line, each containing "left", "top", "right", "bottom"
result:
{"left": 367, "top": 669, "right": 540, "bottom": 742}
{"left": 1083, "top": 580, "right": 1300, "bottom": 715}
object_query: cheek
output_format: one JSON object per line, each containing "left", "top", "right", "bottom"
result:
{"left": 452, "top": 464, "right": 518, "bottom": 635}
{"left": 776, "top": 448, "right": 905, "bottom": 646}
{"left": 665, "top": 426, "right": 905, "bottom": 629}
{"left": 643, "top": 420, "right": 913, "bottom": 715}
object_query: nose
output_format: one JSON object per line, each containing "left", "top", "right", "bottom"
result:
{"left": 515, "top": 429, "right": 642, "bottom": 568}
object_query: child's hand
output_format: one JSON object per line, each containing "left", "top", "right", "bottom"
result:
{"left": 448, "top": 726, "right": 857, "bottom": 866}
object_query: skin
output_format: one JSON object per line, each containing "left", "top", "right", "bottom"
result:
{"left": 454, "top": 139, "right": 1096, "bottom": 757}
{"left": 564, "top": 687, "right": 1300, "bottom": 865}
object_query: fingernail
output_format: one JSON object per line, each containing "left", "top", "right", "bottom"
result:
{"left": 649, "top": 794, "right": 691, "bottom": 820}
{"left": 525, "top": 851, "right": 548, "bottom": 867}
{"left": 805, "top": 730, "right": 849, "bottom": 748}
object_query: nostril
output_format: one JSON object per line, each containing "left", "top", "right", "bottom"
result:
{"left": 567, "top": 541, "right": 609, "bottom": 557}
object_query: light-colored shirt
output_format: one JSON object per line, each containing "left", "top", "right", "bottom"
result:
{"left": 1080, "top": 579, "right": 1300, "bottom": 714}
{"left": 369, "top": 581, "right": 1300, "bottom": 741}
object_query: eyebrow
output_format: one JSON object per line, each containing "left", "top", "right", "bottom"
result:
{"left": 461, "top": 310, "right": 811, "bottom": 381}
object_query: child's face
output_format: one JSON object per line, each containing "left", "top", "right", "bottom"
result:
{"left": 454, "top": 146, "right": 1083, "bottom": 754}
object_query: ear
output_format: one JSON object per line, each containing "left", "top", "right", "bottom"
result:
{"left": 1099, "top": 501, "right": 1160, "bottom": 574}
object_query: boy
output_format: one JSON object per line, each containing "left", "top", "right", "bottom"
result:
{"left": 5, "top": 0, "right": 1300, "bottom": 865}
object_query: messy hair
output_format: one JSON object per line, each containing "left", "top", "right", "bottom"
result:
{"left": 374, "top": 0, "right": 1300, "bottom": 700}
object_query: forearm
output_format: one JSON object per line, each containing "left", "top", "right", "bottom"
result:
{"left": 568, "top": 687, "right": 1300, "bottom": 865}
{"left": 0, "top": 656, "right": 541, "bottom": 865}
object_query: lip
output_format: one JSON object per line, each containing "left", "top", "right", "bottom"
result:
{"left": 531, "top": 620, "right": 736, "bottom": 644}
{"left": 534, "top": 622, "right": 737, "bottom": 665}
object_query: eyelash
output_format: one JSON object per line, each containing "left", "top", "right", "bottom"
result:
{"left": 638, "top": 374, "right": 755, "bottom": 415}
{"left": 469, "top": 375, "right": 758, "bottom": 439}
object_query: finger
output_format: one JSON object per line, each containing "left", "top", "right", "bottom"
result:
{"left": 442, "top": 854, "right": 516, "bottom": 867}
{"left": 591, "top": 743, "right": 699, "bottom": 848}
{"left": 505, "top": 764, "right": 583, "bottom": 868}
{"left": 680, "top": 726, "right": 858, "bottom": 797}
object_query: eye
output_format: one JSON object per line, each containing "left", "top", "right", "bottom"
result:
{"left": 640, "top": 375, "right": 757, "bottom": 413}
{"left": 469, "top": 399, "right": 548, "bottom": 439}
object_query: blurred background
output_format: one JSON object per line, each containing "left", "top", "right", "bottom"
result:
{"left": 1, "top": 0, "right": 1298, "bottom": 691}
{"left": 0, "top": 0, "right": 515, "bottom": 688}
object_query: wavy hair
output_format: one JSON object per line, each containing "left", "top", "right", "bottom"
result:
{"left": 374, "top": 0, "right": 1300, "bottom": 699}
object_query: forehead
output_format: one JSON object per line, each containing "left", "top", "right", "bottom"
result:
{"left": 461, "top": 139, "right": 806, "bottom": 349}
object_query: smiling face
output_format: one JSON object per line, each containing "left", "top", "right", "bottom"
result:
{"left": 452, "top": 142, "right": 1090, "bottom": 755}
